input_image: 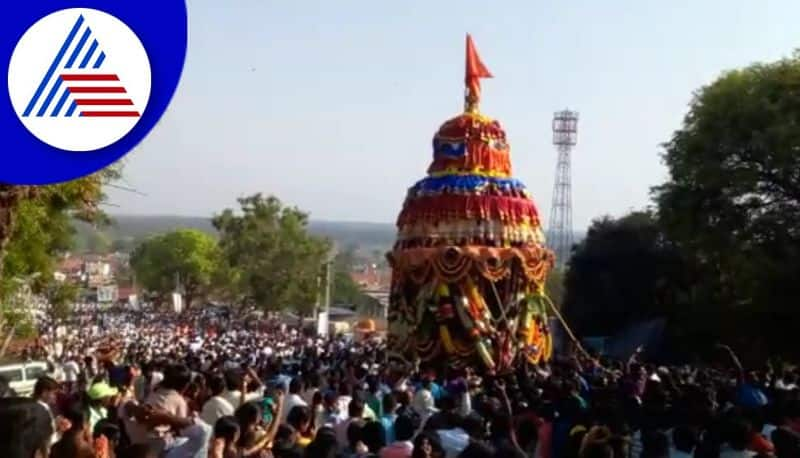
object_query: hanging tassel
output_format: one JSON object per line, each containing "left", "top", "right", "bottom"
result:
{"left": 456, "top": 296, "right": 480, "bottom": 339}
{"left": 440, "top": 325, "right": 456, "bottom": 354}
{"left": 476, "top": 339, "right": 496, "bottom": 370}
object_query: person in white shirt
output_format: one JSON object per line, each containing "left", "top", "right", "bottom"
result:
{"left": 200, "top": 374, "right": 234, "bottom": 426}
{"left": 62, "top": 358, "right": 80, "bottom": 393}
{"left": 150, "top": 369, "right": 164, "bottom": 393}
{"left": 335, "top": 398, "right": 366, "bottom": 448}
{"left": 337, "top": 393, "right": 354, "bottom": 424}
{"left": 281, "top": 377, "right": 308, "bottom": 424}
{"left": 333, "top": 383, "right": 377, "bottom": 423}
{"left": 49, "top": 362, "right": 65, "bottom": 385}
{"left": 129, "top": 365, "right": 212, "bottom": 458}
{"left": 221, "top": 367, "right": 264, "bottom": 409}
{"left": 412, "top": 387, "right": 438, "bottom": 427}
{"left": 317, "top": 391, "right": 341, "bottom": 429}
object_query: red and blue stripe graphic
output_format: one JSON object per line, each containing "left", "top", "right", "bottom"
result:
{"left": 22, "top": 15, "right": 139, "bottom": 118}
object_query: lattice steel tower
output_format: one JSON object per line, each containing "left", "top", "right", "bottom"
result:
{"left": 548, "top": 110, "right": 578, "bottom": 268}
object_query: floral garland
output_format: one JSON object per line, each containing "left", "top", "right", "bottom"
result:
{"left": 389, "top": 245, "right": 554, "bottom": 285}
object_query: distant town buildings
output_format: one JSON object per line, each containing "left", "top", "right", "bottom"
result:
{"left": 55, "top": 253, "right": 132, "bottom": 304}
{"left": 350, "top": 263, "right": 390, "bottom": 318}
{"left": 350, "top": 263, "right": 390, "bottom": 291}
{"left": 54, "top": 251, "right": 391, "bottom": 313}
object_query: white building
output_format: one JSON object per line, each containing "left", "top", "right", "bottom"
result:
{"left": 97, "top": 285, "right": 118, "bottom": 303}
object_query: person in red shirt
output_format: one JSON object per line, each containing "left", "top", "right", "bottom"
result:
{"left": 749, "top": 430, "right": 775, "bottom": 455}
{"left": 380, "top": 414, "right": 416, "bottom": 458}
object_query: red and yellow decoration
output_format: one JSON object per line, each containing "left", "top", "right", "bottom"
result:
{"left": 388, "top": 35, "right": 556, "bottom": 372}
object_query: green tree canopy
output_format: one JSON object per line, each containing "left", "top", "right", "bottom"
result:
{"left": 110, "top": 237, "right": 137, "bottom": 253}
{"left": 44, "top": 280, "right": 79, "bottom": 324}
{"left": 332, "top": 248, "right": 361, "bottom": 308}
{"left": 1, "top": 200, "right": 73, "bottom": 297}
{"left": 213, "top": 194, "right": 330, "bottom": 314}
{"left": 86, "top": 231, "right": 112, "bottom": 254}
{"left": 563, "top": 211, "right": 689, "bottom": 338}
{"left": 331, "top": 248, "right": 382, "bottom": 313}
{"left": 1, "top": 169, "right": 119, "bottom": 296}
{"left": 130, "top": 229, "right": 220, "bottom": 308}
{"left": 653, "top": 52, "right": 800, "bottom": 356}
{"left": 0, "top": 169, "right": 118, "bottom": 346}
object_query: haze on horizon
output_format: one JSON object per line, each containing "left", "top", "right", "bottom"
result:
{"left": 107, "top": 0, "right": 800, "bottom": 229}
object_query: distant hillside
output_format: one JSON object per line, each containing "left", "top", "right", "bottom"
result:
{"left": 72, "top": 215, "right": 397, "bottom": 253}
{"left": 80, "top": 215, "right": 215, "bottom": 240}
{"left": 72, "top": 214, "right": 585, "bottom": 255}
{"left": 307, "top": 220, "right": 397, "bottom": 250}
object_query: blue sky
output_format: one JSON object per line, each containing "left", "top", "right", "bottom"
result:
{"left": 109, "top": 0, "right": 800, "bottom": 229}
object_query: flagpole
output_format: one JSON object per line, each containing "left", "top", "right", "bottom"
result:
{"left": 464, "top": 33, "right": 493, "bottom": 114}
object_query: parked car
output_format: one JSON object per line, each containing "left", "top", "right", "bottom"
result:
{"left": 0, "top": 361, "right": 49, "bottom": 397}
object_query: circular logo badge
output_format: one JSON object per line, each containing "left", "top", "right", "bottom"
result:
{"left": 8, "top": 8, "right": 151, "bottom": 152}
{"left": 1, "top": 1, "right": 186, "bottom": 184}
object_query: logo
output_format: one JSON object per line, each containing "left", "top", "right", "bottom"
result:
{"left": 8, "top": 8, "right": 151, "bottom": 152}
{"left": 1, "top": 1, "right": 186, "bottom": 184}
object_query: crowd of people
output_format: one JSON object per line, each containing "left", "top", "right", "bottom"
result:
{"left": 1, "top": 307, "right": 800, "bottom": 458}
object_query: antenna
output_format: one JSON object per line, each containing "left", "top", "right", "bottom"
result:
{"left": 548, "top": 110, "right": 578, "bottom": 268}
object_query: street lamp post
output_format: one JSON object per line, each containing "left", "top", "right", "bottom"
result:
{"left": 317, "top": 249, "right": 336, "bottom": 337}
{"left": 324, "top": 259, "right": 332, "bottom": 315}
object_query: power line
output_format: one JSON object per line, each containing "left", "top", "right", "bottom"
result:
{"left": 105, "top": 183, "right": 148, "bottom": 196}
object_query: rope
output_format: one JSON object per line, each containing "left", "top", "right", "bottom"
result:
{"left": 489, "top": 279, "right": 591, "bottom": 364}
{"left": 542, "top": 293, "right": 592, "bottom": 360}
{"left": 489, "top": 280, "right": 512, "bottom": 326}
{"left": 481, "top": 278, "right": 597, "bottom": 367}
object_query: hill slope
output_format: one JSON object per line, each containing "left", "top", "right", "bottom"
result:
{"left": 73, "top": 215, "right": 397, "bottom": 252}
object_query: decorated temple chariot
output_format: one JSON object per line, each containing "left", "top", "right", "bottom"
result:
{"left": 387, "top": 35, "right": 556, "bottom": 373}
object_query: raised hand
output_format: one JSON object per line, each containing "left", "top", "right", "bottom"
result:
{"left": 55, "top": 415, "right": 72, "bottom": 433}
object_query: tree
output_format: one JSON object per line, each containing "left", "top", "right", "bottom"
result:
{"left": 45, "top": 281, "right": 79, "bottom": 321}
{"left": 330, "top": 248, "right": 384, "bottom": 313}
{"left": 0, "top": 170, "right": 118, "bottom": 353}
{"left": 333, "top": 270, "right": 364, "bottom": 308}
{"left": 0, "top": 275, "right": 38, "bottom": 358}
{"left": 332, "top": 268, "right": 383, "bottom": 313}
{"left": 562, "top": 211, "right": 689, "bottom": 338}
{"left": 653, "top": 52, "right": 800, "bottom": 357}
{"left": 1, "top": 168, "right": 120, "bottom": 305}
{"left": 39, "top": 280, "right": 79, "bottom": 344}
{"left": 111, "top": 237, "right": 137, "bottom": 253}
{"left": 332, "top": 247, "right": 361, "bottom": 307}
{"left": 213, "top": 194, "right": 330, "bottom": 315}
{"left": 0, "top": 169, "right": 118, "bottom": 274}
{"left": 0, "top": 200, "right": 73, "bottom": 297}
{"left": 86, "top": 230, "right": 112, "bottom": 254}
{"left": 130, "top": 229, "right": 220, "bottom": 309}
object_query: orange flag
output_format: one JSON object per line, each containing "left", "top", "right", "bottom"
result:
{"left": 465, "top": 34, "right": 493, "bottom": 104}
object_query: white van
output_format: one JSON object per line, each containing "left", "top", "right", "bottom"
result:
{"left": 0, "top": 361, "right": 49, "bottom": 397}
